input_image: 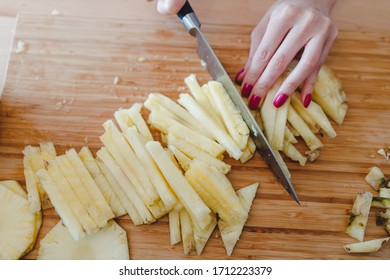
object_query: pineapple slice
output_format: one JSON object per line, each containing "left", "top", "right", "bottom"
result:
{"left": 78, "top": 147, "right": 126, "bottom": 218}
{"left": 0, "top": 186, "right": 38, "bottom": 259}
{"left": 365, "top": 166, "right": 387, "bottom": 191}
{"left": 208, "top": 81, "right": 250, "bottom": 150}
{"left": 167, "top": 133, "right": 231, "bottom": 174}
{"left": 145, "top": 141, "right": 212, "bottom": 230}
{"left": 345, "top": 192, "right": 373, "bottom": 242}
{"left": 178, "top": 93, "right": 243, "bottom": 160}
{"left": 219, "top": 182, "right": 259, "bottom": 256}
{"left": 313, "top": 65, "right": 348, "bottom": 125}
{"left": 148, "top": 111, "right": 225, "bottom": 158}
{"left": 287, "top": 106, "right": 324, "bottom": 151}
{"left": 38, "top": 220, "right": 129, "bottom": 260}
{"left": 344, "top": 237, "right": 390, "bottom": 253}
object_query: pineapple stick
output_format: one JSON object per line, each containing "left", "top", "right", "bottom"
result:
{"left": 192, "top": 213, "right": 217, "bottom": 256}
{"left": 282, "top": 140, "right": 307, "bottom": 166}
{"left": 96, "top": 147, "right": 155, "bottom": 224}
{"left": 289, "top": 96, "right": 320, "bottom": 134}
{"left": 66, "top": 149, "right": 115, "bottom": 224}
{"left": 148, "top": 111, "right": 225, "bottom": 157}
{"left": 169, "top": 209, "right": 181, "bottom": 246}
{"left": 179, "top": 209, "right": 196, "bottom": 256}
{"left": 145, "top": 141, "right": 212, "bottom": 230}
{"left": 273, "top": 149, "right": 291, "bottom": 179}
{"left": 46, "top": 160, "right": 97, "bottom": 238}
{"left": 55, "top": 155, "right": 107, "bottom": 228}
{"left": 201, "top": 84, "right": 227, "bottom": 129}
{"left": 291, "top": 93, "right": 336, "bottom": 138}
{"left": 37, "top": 170, "right": 85, "bottom": 241}
{"left": 239, "top": 137, "right": 256, "bottom": 164}
{"left": 271, "top": 93, "right": 290, "bottom": 151}
{"left": 287, "top": 106, "right": 324, "bottom": 151}
{"left": 284, "top": 126, "right": 298, "bottom": 144}
{"left": 168, "top": 145, "right": 192, "bottom": 172}
{"left": 145, "top": 93, "right": 212, "bottom": 138}
{"left": 185, "top": 74, "right": 226, "bottom": 130}
{"left": 79, "top": 147, "right": 126, "bottom": 218}
{"left": 208, "top": 81, "right": 250, "bottom": 150}
{"left": 39, "top": 141, "right": 57, "bottom": 161}
{"left": 167, "top": 133, "right": 231, "bottom": 174}
{"left": 101, "top": 120, "right": 159, "bottom": 206}
{"left": 124, "top": 127, "right": 177, "bottom": 211}
{"left": 178, "top": 93, "right": 242, "bottom": 160}
{"left": 95, "top": 157, "right": 143, "bottom": 225}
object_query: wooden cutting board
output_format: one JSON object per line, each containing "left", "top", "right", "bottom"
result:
{"left": 1, "top": 14, "right": 390, "bottom": 260}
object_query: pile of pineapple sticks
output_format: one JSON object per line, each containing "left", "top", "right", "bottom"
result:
{"left": 20, "top": 74, "right": 260, "bottom": 258}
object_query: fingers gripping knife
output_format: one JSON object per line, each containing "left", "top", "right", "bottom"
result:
{"left": 177, "top": 1, "right": 300, "bottom": 204}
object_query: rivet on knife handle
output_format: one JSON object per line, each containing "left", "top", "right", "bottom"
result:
{"left": 177, "top": 0, "right": 201, "bottom": 36}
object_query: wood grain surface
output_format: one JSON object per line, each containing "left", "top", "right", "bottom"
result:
{"left": 1, "top": 14, "right": 390, "bottom": 260}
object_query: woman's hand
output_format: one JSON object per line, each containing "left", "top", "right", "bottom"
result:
{"left": 150, "top": 0, "right": 186, "bottom": 14}
{"left": 236, "top": 0, "right": 338, "bottom": 109}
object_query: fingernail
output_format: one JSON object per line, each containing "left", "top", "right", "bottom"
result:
{"left": 235, "top": 68, "right": 245, "bottom": 84}
{"left": 303, "top": 94, "right": 312, "bottom": 108}
{"left": 248, "top": 95, "right": 261, "bottom": 110}
{"left": 273, "top": 94, "right": 289, "bottom": 108}
{"left": 241, "top": 83, "right": 253, "bottom": 98}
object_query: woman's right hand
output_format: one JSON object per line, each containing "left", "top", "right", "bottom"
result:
{"left": 153, "top": 0, "right": 186, "bottom": 15}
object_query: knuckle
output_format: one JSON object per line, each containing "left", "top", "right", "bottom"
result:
{"left": 301, "top": 59, "right": 317, "bottom": 73}
{"left": 283, "top": 81, "right": 299, "bottom": 93}
{"left": 273, "top": 54, "right": 288, "bottom": 72}
{"left": 244, "top": 70, "right": 260, "bottom": 83}
{"left": 303, "top": 9, "right": 319, "bottom": 26}
{"left": 253, "top": 82, "right": 269, "bottom": 96}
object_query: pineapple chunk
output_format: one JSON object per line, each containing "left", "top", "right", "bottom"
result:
{"left": 345, "top": 192, "right": 373, "bottom": 242}
{"left": 365, "top": 166, "right": 387, "bottom": 191}
{"left": 0, "top": 186, "right": 36, "bottom": 259}
{"left": 178, "top": 93, "right": 243, "bottom": 160}
{"left": 79, "top": 147, "right": 126, "bottom": 218}
{"left": 208, "top": 81, "right": 250, "bottom": 150}
{"left": 287, "top": 106, "right": 324, "bottom": 151}
{"left": 145, "top": 141, "right": 212, "bottom": 230}
{"left": 219, "top": 182, "right": 259, "bottom": 256}
{"left": 38, "top": 220, "right": 129, "bottom": 260}
{"left": 344, "top": 237, "right": 390, "bottom": 253}
{"left": 313, "top": 65, "right": 348, "bottom": 125}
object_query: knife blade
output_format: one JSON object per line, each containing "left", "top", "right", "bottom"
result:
{"left": 177, "top": 1, "right": 299, "bottom": 204}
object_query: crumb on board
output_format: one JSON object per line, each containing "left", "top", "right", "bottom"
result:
{"left": 377, "top": 147, "right": 390, "bottom": 160}
{"left": 138, "top": 56, "right": 146, "bottom": 63}
{"left": 113, "top": 76, "right": 121, "bottom": 85}
{"left": 16, "top": 40, "right": 28, "bottom": 54}
{"left": 177, "top": 86, "right": 186, "bottom": 92}
{"left": 305, "top": 150, "right": 320, "bottom": 162}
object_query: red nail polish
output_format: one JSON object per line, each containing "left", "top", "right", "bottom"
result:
{"left": 248, "top": 95, "right": 261, "bottom": 110}
{"left": 235, "top": 68, "right": 245, "bottom": 84}
{"left": 303, "top": 94, "right": 312, "bottom": 108}
{"left": 241, "top": 83, "right": 253, "bottom": 98}
{"left": 273, "top": 94, "right": 289, "bottom": 108}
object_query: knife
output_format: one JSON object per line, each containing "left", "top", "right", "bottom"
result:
{"left": 177, "top": 1, "right": 300, "bottom": 204}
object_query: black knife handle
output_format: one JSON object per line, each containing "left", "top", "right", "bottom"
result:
{"left": 177, "top": 1, "right": 194, "bottom": 20}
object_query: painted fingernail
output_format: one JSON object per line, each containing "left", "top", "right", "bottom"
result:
{"left": 235, "top": 68, "right": 245, "bottom": 84}
{"left": 273, "top": 94, "right": 289, "bottom": 108}
{"left": 248, "top": 95, "right": 261, "bottom": 110}
{"left": 241, "top": 83, "right": 253, "bottom": 98}
{"left": 303, "top": 94, "right": 312, "bottom": 108}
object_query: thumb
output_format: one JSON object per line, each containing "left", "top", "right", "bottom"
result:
{"left": 157, "top": 0, "right": 186, "bottom": 15}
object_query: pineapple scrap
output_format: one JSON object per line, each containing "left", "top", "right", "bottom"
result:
{"left": 365, "top": 166, "right": 387, "bottom": 190}
{"left": 345, "top": 192, "right": 373, "bottom": 242}
{"left": 344, "top": 237, "right": 390, "bottom": 254}
{"left": 38, "top": 220, "right": 129, "bottom": 260}
{"left": 377, "top": 147, "right": 390, "bottom": 160}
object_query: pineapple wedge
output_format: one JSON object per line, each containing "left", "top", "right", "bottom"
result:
{"left": 192, "top": 213, "right": 217, "bottom": 256}
{"left": 219, "top": 182, "right": 259, "bottom": 256}
{"left": 79, "top": 147, "right": 126, "bottom": 218}
{"left": 344, "top": 237, "right": 390, "bottom": 254}
{"left": 0, "top": 185, "right": 37, "bottom": 259}
{"left": 145, "top": 141, "right": 212, "bottom": 230}
{"left": 178, "top": 93, "right": 242, "bottom": 160}
{"left": 365, "top": 166, "right": 387, "bottom": 191}
{"left": 345, "top": 192, "right": 373, "bottom": 242}
{"left": 38, "top": 220, "right": 129, "bottom": 260}
{"left": 313, "top": 65, "right": 348, "bottom": 125}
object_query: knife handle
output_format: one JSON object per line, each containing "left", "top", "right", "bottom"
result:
{"left": 177, "top": 0, "right": 201, "bottom": 35}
